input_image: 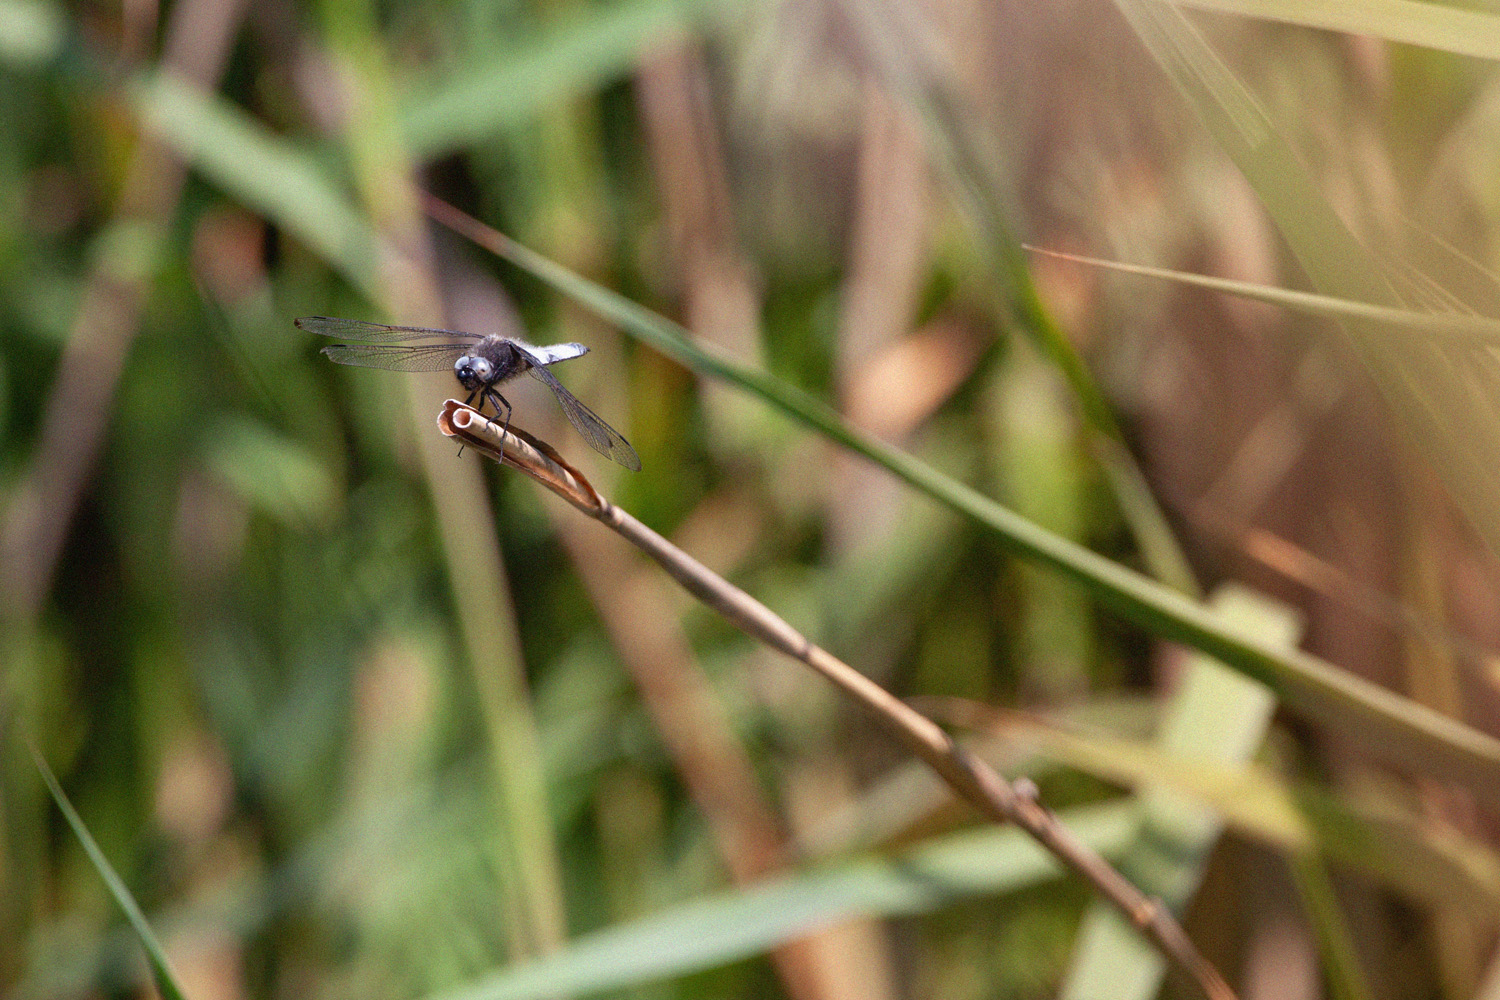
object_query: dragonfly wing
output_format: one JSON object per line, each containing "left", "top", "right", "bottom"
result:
{"left": 515, "top": 340, "right": 588, "bottom": 366}
{"left": 527, "top": 364, "right": 642, "bottom": 471}
{"left": 298, "top": 316, "right": 479, "bottom": 343}
{"left": 321, "top": 343, "right": 466, "bottom": 372}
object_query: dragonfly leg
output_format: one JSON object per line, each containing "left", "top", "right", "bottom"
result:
{"left": 484, "top": 390, "right": 513, "bottom": 453}
{"left": 468, "top": 389, "right": 503, "bottom": 433}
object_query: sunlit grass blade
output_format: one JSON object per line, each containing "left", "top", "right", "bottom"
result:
{"left": 1113, "top": 0, "right": 1500, "bottom": 557}
{"left": 1058, "top": 586, "right": 1368, "bottom": 1000}
{"left": 1026, "top": 246, "right": 1500, "bottom": 344}
{"left": 31, "top": 746, "right": 188, "bottom": 1000}
{"left": 1167, "top": 0, "right": 1500, "bottom": 61}
{"left": 423, "top": 804, "right": 1137, "bottom": 1000}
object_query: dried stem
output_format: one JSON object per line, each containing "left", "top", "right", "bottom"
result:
{"left": 436, "top": 401, "right": 1239, "bottom": 1000}
{"left": 0, "top": 0, "right": 250, "bottom": 621}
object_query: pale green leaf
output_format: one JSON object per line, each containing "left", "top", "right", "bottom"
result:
{"left": 426, "top": 804, "right": 1137, "bottom": 1000}
{"left": 1064, "top": 586, "right": 1296, "bottom": 1000}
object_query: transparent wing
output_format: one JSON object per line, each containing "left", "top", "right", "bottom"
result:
{"left": 321, "top": 343, "right": 466, "bottom": 372}
{"left": 526, "top": 364, "right": 642, "bottom": 471}
{"left": 514, "top": 340, "right": 588, "bottom": 366}
{"left": 297, "top": 316, "right": 480, "bottom": 343}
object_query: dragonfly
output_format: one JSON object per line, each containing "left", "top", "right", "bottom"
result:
{"left": 297, "top": 316, "right": 641, "bottom": 471}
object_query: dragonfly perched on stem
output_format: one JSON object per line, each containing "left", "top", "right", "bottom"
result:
{"left": 297, "top": 316, "right": 641, "bottom": 471}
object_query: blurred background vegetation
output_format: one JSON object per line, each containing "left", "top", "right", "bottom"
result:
{"left": 5, "top": 0, "right": 1500, "bottom": 998}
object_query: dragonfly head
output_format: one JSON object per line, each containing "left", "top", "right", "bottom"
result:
{"left": 454, "top": 353, "right": 494, "bottom": 390}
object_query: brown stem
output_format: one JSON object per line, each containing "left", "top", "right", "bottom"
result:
{"left": 436, "top": 401, "right": 1238, "bottom": 1000}
{"left": 0, "top": 0, "right": 250, "bottom": 621}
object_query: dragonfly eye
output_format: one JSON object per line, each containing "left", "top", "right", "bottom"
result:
{"left": 454, "top": 354, "right": 493, "bottom": 389}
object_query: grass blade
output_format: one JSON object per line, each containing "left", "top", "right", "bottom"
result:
{"left": 401, "top": 0, "right": 728, "bottom": 160}
{"left": 1165, "top": 0, "right": 1500, "bottom": 61}
{"left": 971, "top": 717, "right": 1500, "bottom": 914}
{"left": 1063, "top": 586, "right": 1294, "bottom": 1000}
{"left": 1113, "top": 0, "right": 1500, "bottom": 559}
{"left": 131, "top": 71, "right": 383, "bottom": 300}
{"left": 841, "top": 0, "right": 1200, "bottom": 596}
{"left": 31, "top": 746, "right": 189, "bottom": 1000}
{"left": 424, "top": 804, "right": 1137, "bottom": 1000}
{"left": 1061, "top": 586, "right": 1370, "bottom": 1000}
{"left": 1026, "top": 247, "right": 1500, "bottom": 344}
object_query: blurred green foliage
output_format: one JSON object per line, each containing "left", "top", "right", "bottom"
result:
{"left": 6, "top": 2, "right": 1500, "bottom": 1000}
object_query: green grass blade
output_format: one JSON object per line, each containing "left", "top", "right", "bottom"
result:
{"left": 131, "top": 71, "right": 383, "bottom": 300}
{"left": 441, "top": 213, "right": 1500, "bottom": 806}
{"left": 1064, "top": 586, "right": 1370, "bottom": 1000}
{"left": 1167, "top": 0, "right": 1500, "bottom": 61}
{"left": 402, "top": 0, "right": 728, "bottom": 161}
{"left": 1288, "top": 855, "right": 1374, "bottom": 1000}
{"left": 31, "top": 746, "right": 189, "bottom": 1000}
{"left": 841, "top": 0, "right": 1199, "bottom": 596}
{"left": 424, "top": 804, "right": 1137, "bottom": 1000}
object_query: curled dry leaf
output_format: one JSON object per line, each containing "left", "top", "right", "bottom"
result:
{"left": 437, "top": 399, "right": 606, "bottom": 515}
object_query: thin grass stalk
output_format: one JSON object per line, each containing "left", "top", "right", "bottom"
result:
{"left": 1024, "top": 247, "right": 1500, "bottom": 343}
{"left": 1286, "top": 854, "right": 1374, "bottom": 1000}
{"left": 316, "top": 2, "right": 568, "bottom": 957}
{"left": 1191, "top": 510, "right": 1500, "bottom": 678}
{"left": 536, "top": 45, "right": 845, "bottom": 993}
{"left": 436, "top": 400, "right": 1238, "bottom": 1000}
{"left": 551, "top": 514, "right": 848, "bottom": 1000}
